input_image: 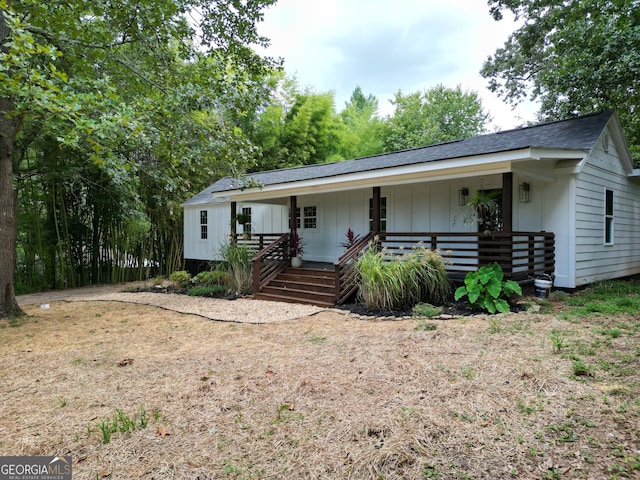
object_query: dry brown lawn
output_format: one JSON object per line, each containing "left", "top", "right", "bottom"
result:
{"left": 1, "top": 300, "right": 639, "bottom": 479}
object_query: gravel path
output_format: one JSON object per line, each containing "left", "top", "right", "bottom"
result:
{"left": 17, "top": 283, "right": 327, "bottom": 323}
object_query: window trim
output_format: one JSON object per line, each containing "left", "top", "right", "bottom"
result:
{"left": 200, "top": 210, "right": 208, "bottom": 240}
{"left": 303, "top": 206, "right": 317, "bottom": 229}
{"left": 604, "top": 189, "right": 614, "bottom": 245}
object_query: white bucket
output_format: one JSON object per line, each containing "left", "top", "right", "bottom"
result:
{"left": 534, "top": 275, "right": 553, "bottom": 299}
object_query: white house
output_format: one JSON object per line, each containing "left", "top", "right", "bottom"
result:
{"left": 184, "top": 110, "right": 640, "bottom": 304}
{"left": 181, "top": 183, "right": 288, "bottom": 272}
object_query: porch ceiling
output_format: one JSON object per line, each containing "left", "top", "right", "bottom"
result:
{"left": 219, "top": 147, "right": 587, "bottom": 202}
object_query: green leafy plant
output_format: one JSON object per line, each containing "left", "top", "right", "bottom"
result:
{"left": 412, "top": 303, "right": 442, "bottom": 318}
{"left": 356, "top": 242, "right": 451, "bottom": 311}
{"left": 193, "top": 270, "right": 230, "bottom": 286}
{"left": 169, "top": 270, "right": 192, "bottom": 288}
{"left": 454, "top": 262, "right": 522, "bottom": 314}
{"left": 187, "top": 285, "right": 226, "bottom": 297}
{"left": 550, "top": 329, "right": 565, "bottom": 354}
{"left": 96, "top": 405, "right": 151, "bottom": 444}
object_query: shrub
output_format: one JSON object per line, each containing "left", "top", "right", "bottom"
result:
{"left": 412, "top": 303, "right": 443, "bottom": 318}
{"left": 218, "top": 242, "right": 253, "bottom": 293}
{"left": 169, "top": 270, "right": 191, "bottom": 288}
{"left": 355, "top": 242, "right": 450, "bottom": 311}
{"left": 187, "top": 285, "right": 226, "bottom": 297}
{"left": 454, "top": 262, "right": 521, "bottom": 314}
{"left": 193, "top": 270, "right": 230, "bottom": 286}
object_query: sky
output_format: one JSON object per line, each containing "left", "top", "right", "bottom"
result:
{"left": 255, "top": 0, "right": 539, "bottom": 131}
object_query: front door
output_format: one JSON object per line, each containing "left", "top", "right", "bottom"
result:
{"left": 477, "top": 189, "right": 502, "bottom": 267}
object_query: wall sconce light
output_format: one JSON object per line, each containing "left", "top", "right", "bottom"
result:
{"left": 519, "top": 182, "right": 530, "bottom": 203}
{"left": 458, "top": 187, "right": 469, "bottom": 206}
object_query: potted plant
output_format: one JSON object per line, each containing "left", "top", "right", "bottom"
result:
{"left": 290, "top": 232, "right": 305, "bottom": 268}
{"left": 339, "top": 228, "right": 361, "bottom": 249}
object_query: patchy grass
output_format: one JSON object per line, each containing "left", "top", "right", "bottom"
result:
{"left": 0, "top": 282, "right": 639, "bottom": 479}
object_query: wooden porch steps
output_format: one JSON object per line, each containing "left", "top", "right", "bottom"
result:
{"left": 254, "top": 267, "right": 336, "bottom": 307}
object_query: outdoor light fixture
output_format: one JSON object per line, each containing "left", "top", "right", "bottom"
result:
{"left": 458, "top": 187, "right": 469, "bottom": 206}
{"left": 519, "top": 182, "right": 530, "bottom": 203}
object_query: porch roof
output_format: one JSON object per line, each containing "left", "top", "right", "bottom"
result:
{"left": 208, "top": 110, "right": 616, "bottom": 200}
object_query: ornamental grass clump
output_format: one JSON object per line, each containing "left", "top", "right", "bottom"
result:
{"left": 355, "top": 242, "right": 451, "bottom": 311}
{"left": 218, "top": 242, "right": 253, "bottom": 294}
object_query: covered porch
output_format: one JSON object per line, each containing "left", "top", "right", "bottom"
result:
{"left": 230, "top": 173, "right": 555, "bottom": 306}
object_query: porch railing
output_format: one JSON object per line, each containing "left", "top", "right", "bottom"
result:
{"left": 377, "top": 231, "right": 555, "bottom": 281}
{"left": 251, "top": 233, "right": 290, "bottom": 294}
{"left": 248, "top": 230, "right": 555, "bottom": 305}
{"left": 233, "top": 232, "right": 286, "bottom": 252}
{"left": 333, "top": 232, "right": 376, "bottom": 304}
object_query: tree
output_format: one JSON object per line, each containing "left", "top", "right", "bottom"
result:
{"left": 482, "top": 0, "right": 640, "bottom": 159}
{"left": 0, "top": 0, "right": 277, "bottom": 318}
{"left": 337, "top": 86, "right": 384, "bottom": 159}
{"left": 381, "top": 84, "right": 490, "bottom": 152}
{"left": 251, "top": 78, "right": 343, "bottom": 170}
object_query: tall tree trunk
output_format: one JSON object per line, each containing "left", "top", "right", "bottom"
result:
{"left": 0, "top": 97, "right": 24, "bottom": 318}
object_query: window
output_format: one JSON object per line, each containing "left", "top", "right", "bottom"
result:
{"left": 293, "top": 207, "right": 301, "bottom": 229}
{"left": 241, "top": 207, "right": 252, "bottom": 232}
{"left": 303, "top": 206, "right": 317, "bottom": 229}
{"left": 369, "top": 197, "right": 387, "bottom": 232}
{"left": 605, "top": 189, "right": 614, "bottom": 244}
{"left": 200, "top": 210, "right": 208, "bottom": 240}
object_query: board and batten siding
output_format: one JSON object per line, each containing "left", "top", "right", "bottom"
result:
{"left": 183, "top": 202, "right": 288, "bottom": 261}
{"left": 573, "top": 128, "right": 640, "bottom": 286}
{"left": 295, "top": 180, "right": 485, "bottom": 263}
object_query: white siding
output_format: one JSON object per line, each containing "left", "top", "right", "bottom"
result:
{"left": 573, "top": 128, "right": 640, "bottom": 286}
{"left": 183, "top": 202, "right": 288, "bottom": 261}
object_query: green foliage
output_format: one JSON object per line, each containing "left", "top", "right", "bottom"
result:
{"left": 97, "top": 405, "right": 150, "bottom": 444}
{"left": 187, "top": 285, "right": 226, "bottom": 297}
{"left": 250, "top": 77, "right": 343, "bottom": 170}
{"left": 193, "top": 270, "right": 230, "bottom": 286}
{"left": 454, "top": 263, "right": 522, "bottom": 314}
{"left": 169, "top": 270, "right": 192, "bottom": 288}
{"left": 550, "top": 329, "right": 565, "bottom": 354}
{"left": 218, "top": 242, "right": 253, "bottom": 294}
{"left": 2, "top": 0, "right": 279, "bottom": 314}
{"left": 483, "top": 0, "right": 640, "bottom": 162}
{"left": 412, "top": 303, "right": 443, "bottom": 318}
{"left": 382, "top": 84, "right": 490, "bottom": 151}
{"left": 355, "top": 242, "right": 451, "bottom": 311}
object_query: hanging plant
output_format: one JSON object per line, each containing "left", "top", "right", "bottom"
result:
{"left": 459, "top": 190, "right": 501, "bottom": 235}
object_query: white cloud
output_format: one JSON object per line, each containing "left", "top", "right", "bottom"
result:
{"left": 256, "top": 0, "right": 539, "bottom": 130}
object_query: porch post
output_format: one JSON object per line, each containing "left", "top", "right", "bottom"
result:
{"left": 372, "top": 186, "right": 381, "bottom": 233}
{"left": 230, "top": 201, "right": 237, "bottom": 245}
{"left": 289, "top": 195, "right": 297, "bottom": 256}
{"left": 502, "top": 173, "right": 514, "bottom": 277}
{"left": 502, "top": 173, "right": 513, "bottom": 233}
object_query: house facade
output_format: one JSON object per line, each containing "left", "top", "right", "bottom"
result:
{"left": 183, "top": 110, "right": 640, "bottom": 292}
{"left": 181, "top": 184, "right": 288, "bottom": 272}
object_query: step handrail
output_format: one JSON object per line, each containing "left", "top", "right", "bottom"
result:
{"left": 252, "top": 233, "right": 290, "bottom": 293}
{"left": 333, "top": 232, "right": 376, "bottom": 304}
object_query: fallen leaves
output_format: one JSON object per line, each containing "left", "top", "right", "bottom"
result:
{"left": 156, "top": 427, "right": 170, "bottom": 439}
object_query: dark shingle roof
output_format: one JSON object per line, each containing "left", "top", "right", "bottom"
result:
{"left": 181, "top": 183, "right": 229, "bottom": 207}
{"left": 207, "top": 110, "right": 614, "bottom": 194}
